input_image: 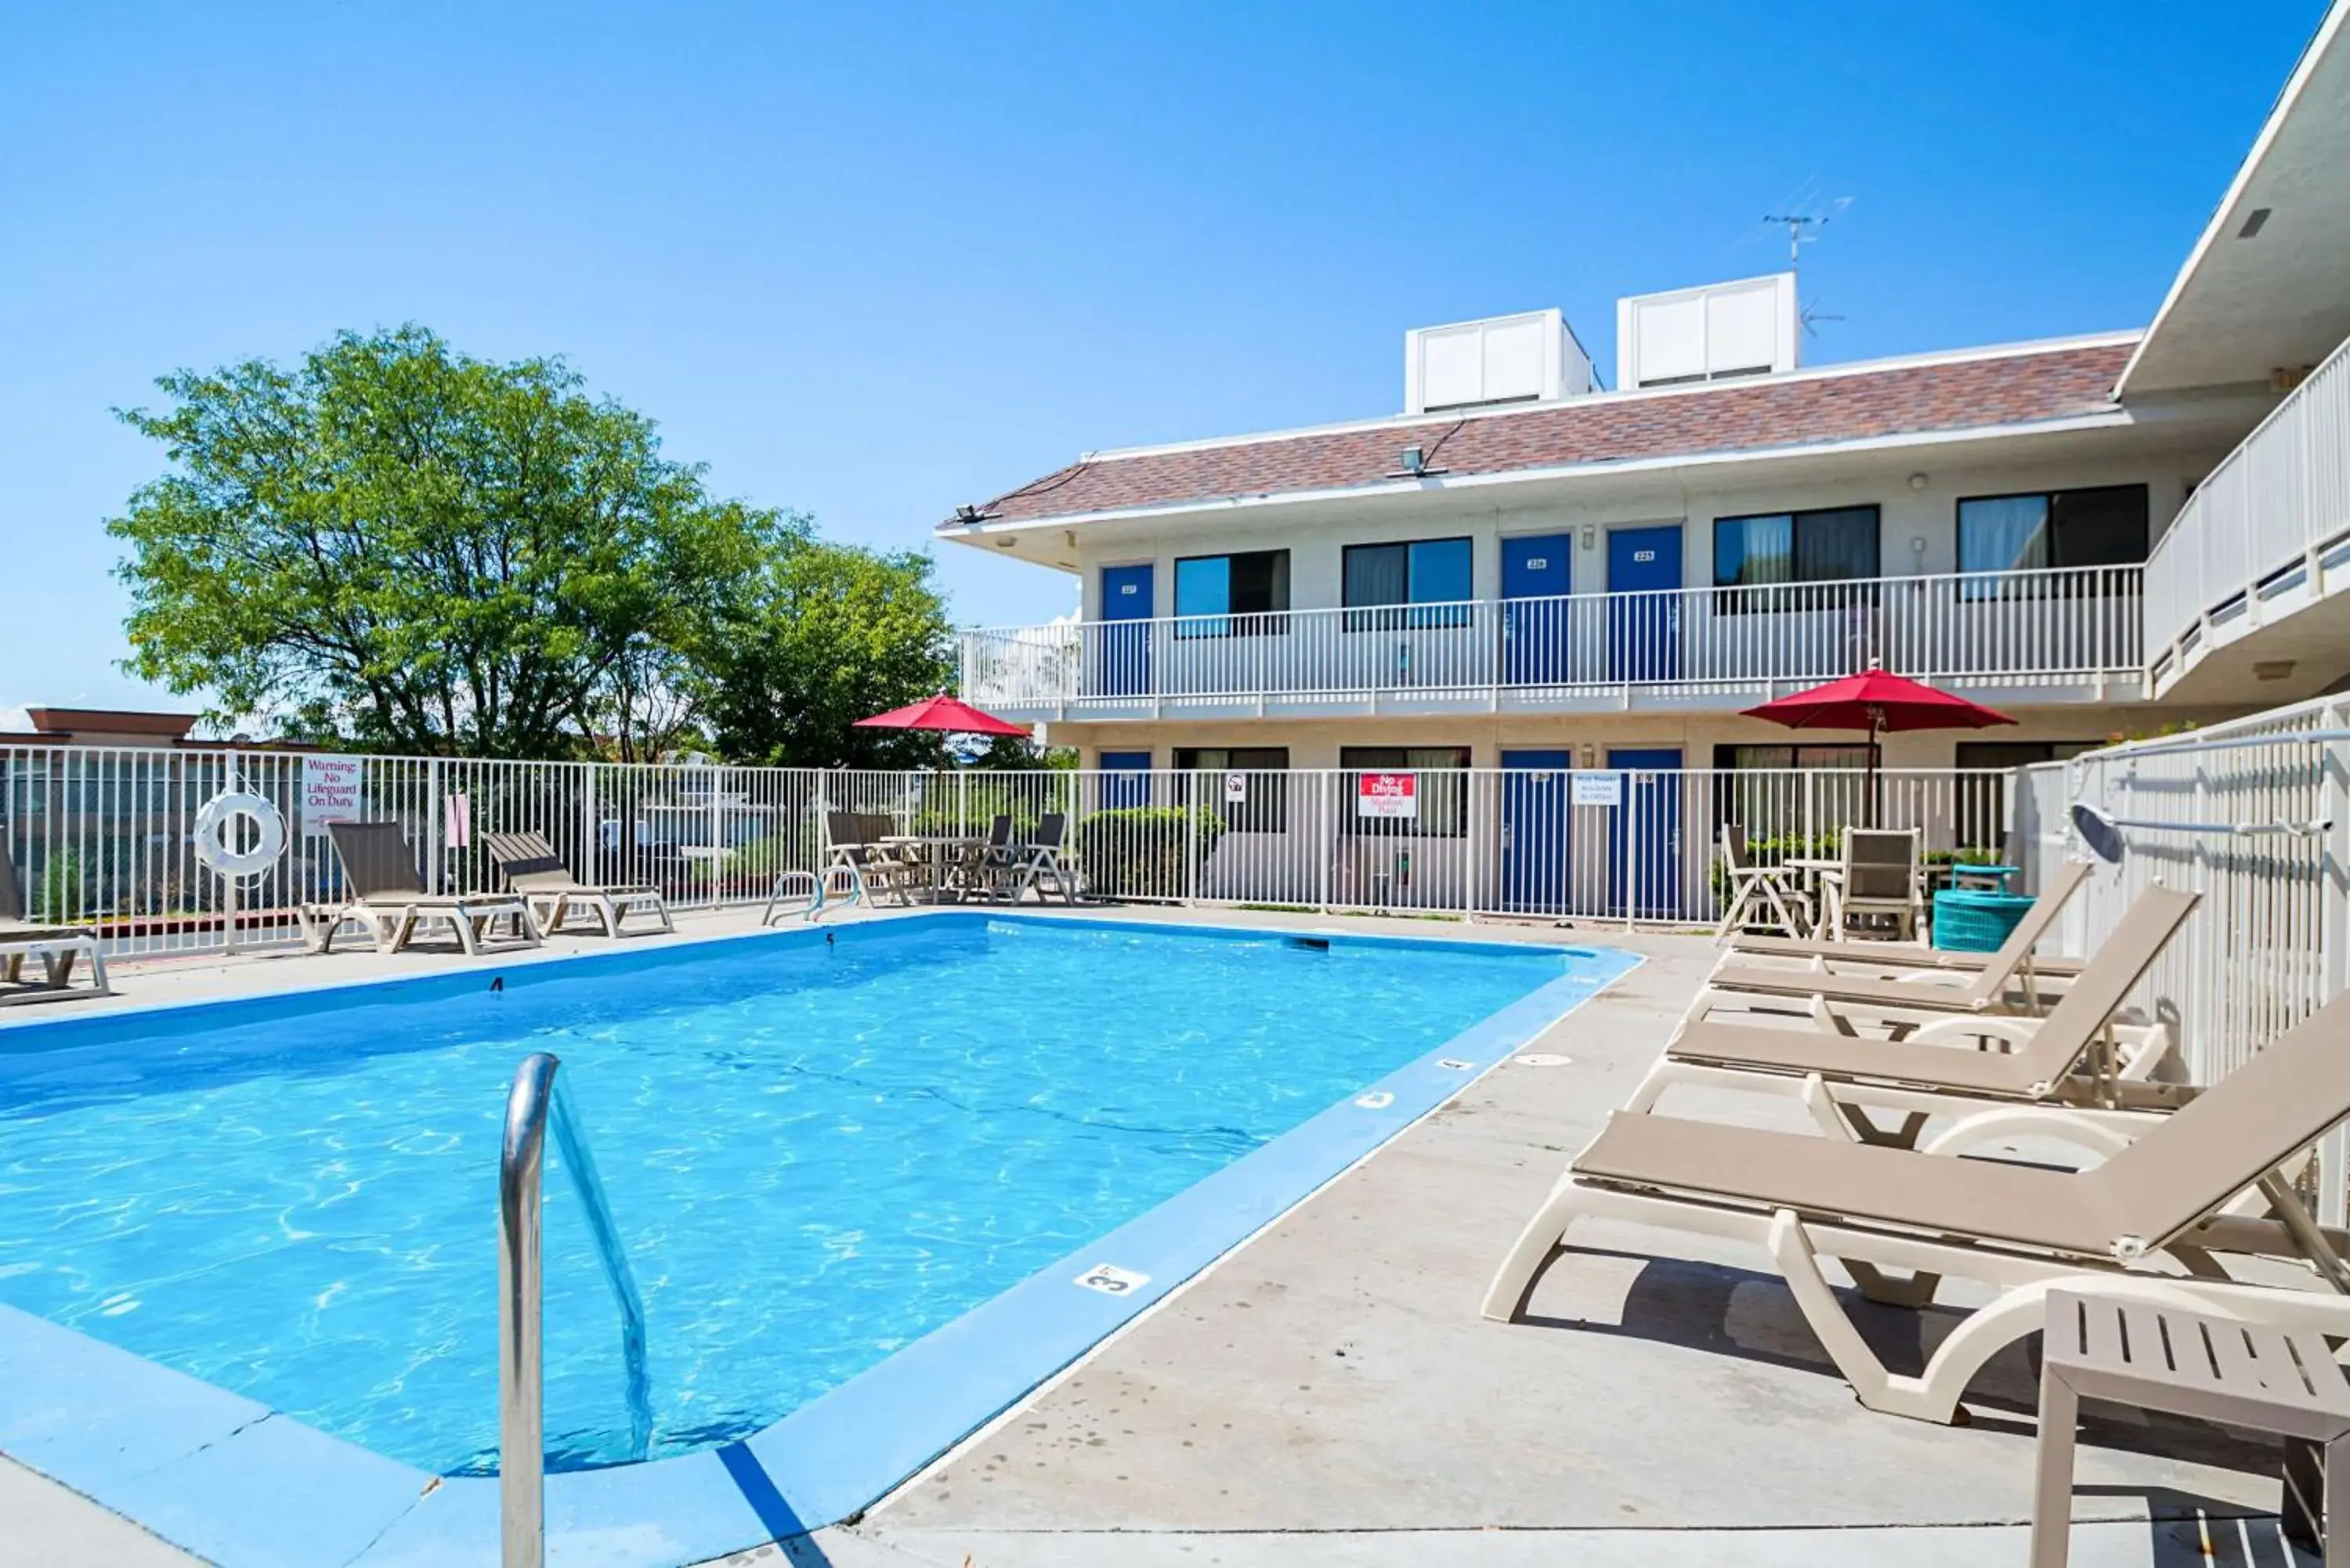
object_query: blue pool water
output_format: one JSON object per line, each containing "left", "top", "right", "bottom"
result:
{"left": 0, "top": 916, "right": 1584, "bottom": 1476}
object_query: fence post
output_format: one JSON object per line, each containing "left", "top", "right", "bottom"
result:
{"left": 2323, "top": 703, "right": 2350, "bottom": 1223}
{"left": 427, "top": 757, "right": 446, "bottom": 894}
{"left": 1185, "top": 773, "right": 1198, "bottom": 905}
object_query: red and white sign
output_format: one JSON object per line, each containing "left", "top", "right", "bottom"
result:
{"left": 1356, "top": 771, "right": 1419, "bottom": 820}
{"left": 299, "top": 754, "right": 365, "bottom": 837}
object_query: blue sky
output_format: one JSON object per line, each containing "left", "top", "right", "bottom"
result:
{"left": 0, "top": 2, "right": 2326, "bottom": 727}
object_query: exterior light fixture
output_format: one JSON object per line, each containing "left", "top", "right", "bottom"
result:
{"left": 1907, "top": 472, "right": 1929, "bottom": 490}
{"left": 1400, "top": 446, "right": 1427, "bottom": 476}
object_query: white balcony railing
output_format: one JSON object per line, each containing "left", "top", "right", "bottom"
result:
{"left": 2146, "top": 331, "right": 2350, "bottom": 692}
{"left": 962, "top": 565, "right": 2146, "bottom": 714}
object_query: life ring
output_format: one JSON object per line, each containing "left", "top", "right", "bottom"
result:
{"left": 193, "top": 792, "right": 287, "bottom": 878}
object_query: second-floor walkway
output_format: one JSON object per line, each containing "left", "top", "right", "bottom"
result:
{"left": 962, "top": 563, "right": 2146, "bottom": 719}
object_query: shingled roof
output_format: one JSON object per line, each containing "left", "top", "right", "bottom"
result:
{"left": 963, "top": 338, "right": 2135, "bottom": 527}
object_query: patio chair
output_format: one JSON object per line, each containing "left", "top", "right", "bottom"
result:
{"left": 1009, "top": 812, "right": 1078, "bottom": 905}
{"left": 483, "top": 829, "right": 672, "bottom": 938}
{"left": 1483, "top": 988, "right": 2350, "bottom": 1425}
{"left": 822, "top": 811, "right": 913, "bottom": 908}
{"left": 973, "top": 814, "right": 1018, "bottom": 901}
{"left": 1694, "top": 861, "right": 2123, "bottom": 1024}
{"left": 302, "top": 821, "right": 540, "bottom": 956}
{"left": 1630, "top": 887, "right": 2203, "bottom": 1159}
{"left": 0, "top": 851, "right": 109, "bottom": 1004}
{"left": 1715, "top": 823, "right": 1810, "bottom": 941}
{"left": 1823, "top": 827, "right": 1923, "bottom": 942}
{"left": 1720, "top": 859, "right": 2090, "bottom": 981}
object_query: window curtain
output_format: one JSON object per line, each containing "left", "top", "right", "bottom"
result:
{"left": 1958, "top": 496, "right": 2051, "bottom": 575}
{"left": 1344, "top": 545, "right": 1409, "bottom": 606}
{"left": 1716, "top": 515, "right": 1795, "bottom": 587}
{"left": 1793, "top": 508, "right": 1879, "bottom": 581}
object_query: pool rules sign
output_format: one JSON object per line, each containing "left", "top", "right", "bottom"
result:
{"left": 1357, "top": 771, "right": 1418, "bottom": 820}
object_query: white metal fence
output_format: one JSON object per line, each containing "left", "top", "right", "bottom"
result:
{"left": 2144, "top": 330, "right": 2350, "bottom": 693}
{"left": 962, "top": 564, "right": 2146, "bottom": 715}
{"left": 14, "top": 715, "right": 2350, "bottom": 1210}
{"left": 2, "top": 744, "right": 2025, "bottom": 959}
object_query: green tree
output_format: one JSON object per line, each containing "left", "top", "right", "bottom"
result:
{"left": 689, "top": 530, "right": 956, "bottom": 768}
{"left": 109, "top": 325, "right": 768, "bottom": 760}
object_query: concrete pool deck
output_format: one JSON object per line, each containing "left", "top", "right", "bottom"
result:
{"left": 0, "top": 904, "right": 2319, "bottom": 1567}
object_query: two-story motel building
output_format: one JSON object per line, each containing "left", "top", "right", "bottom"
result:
{"left": 942, "top": 2, "right": 2350, "bottom": 905}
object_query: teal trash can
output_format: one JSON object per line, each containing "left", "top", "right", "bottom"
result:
{"left": 1932, "top": 887, "right": 2037, "bottom": 952}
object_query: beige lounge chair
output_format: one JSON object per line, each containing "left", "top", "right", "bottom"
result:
{"left": 1630, "top": 887, "right": 2203, "bottom": 1159}
{"left": 1482, "top": 991, "right": 2350, "bottom": 1425}
{"left": 483, "top": 829, "right": 672, "bottom": 937}
{"left": 0, "top": 852, "right": 109, "bottom": 1004}
{"left": 1694, "top": 868, "right": 2162, "bottom": 1028}
{"left": 1721, "top": 859, "right": 2090, "bottom": 981}
{"left": 302, "top": 821, "right": 540, "bottom": 955}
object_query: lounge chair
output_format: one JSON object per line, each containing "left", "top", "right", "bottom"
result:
{"left": 1629, "top": 887, "right": 2203, "bottom": 1158}
{"left": 1715, "top": 824, "right": 1810, "bottom": 941}
{"left": 1009, "top": 812, "right": 1077, "bottom": 905}
{"left": 302, "top": 821, "right": 540, "bottom": 955}
{"left": 1694, "top": 862, "right": 2119, "bottom": 1024}
{"left": 0, "top": 851, "right": 109, "bottom": 1004}
{"left": 1482, "top": 990, "right": 2350, "bottom": 1425}
{"left": 970, "top": 814, "right": 1018, "bottom": 902}
{"left": 1822, "top": 827, "right": 1923, "bottom": 941}
{"left": 483, "top": 829, "right": 672, "bottom": 937}
{"left": 1719, "top": 859, "right": 2091, "bottom": 981}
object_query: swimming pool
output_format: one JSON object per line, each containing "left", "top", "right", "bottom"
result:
{"left": 0, "top": 913, "right": 1632, "bottom": 1565}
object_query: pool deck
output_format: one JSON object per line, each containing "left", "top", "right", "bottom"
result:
{"left": 1, "top": 902, "right": 2318, "bottom": 1568}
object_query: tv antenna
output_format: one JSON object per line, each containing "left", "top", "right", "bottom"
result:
{"left": 1760, "top": 196, "right": 1851, "bottom": 273}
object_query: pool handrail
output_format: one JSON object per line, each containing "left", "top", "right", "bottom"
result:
{"left": 499, "top": 1051, "right": 653, "bottom": 1567}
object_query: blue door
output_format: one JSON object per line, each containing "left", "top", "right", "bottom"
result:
{"left": 1501, "top": 750, "right": 1574, "bottom": 912}
{"left": 1502, "top": 535, "right": 1572, "bottom": 685}
{"left": 1100, "top": 750, "right": 1151, "bottom": 810}
{"left": 1099, "top": 564, "right": 1154, "bottom": 696}
{"left": 1607, "top": 747, "right": 1683, "bottom": 918}
{"left": 1606, "top": 526, "right": 1683, "bottom": 683}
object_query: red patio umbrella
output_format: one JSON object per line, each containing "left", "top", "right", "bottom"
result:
{"left": 852, "top": 693, "right": 1030, "bottom": 737}
{"left": 1741, "top": 665, "right": 2014, "bottom": 826}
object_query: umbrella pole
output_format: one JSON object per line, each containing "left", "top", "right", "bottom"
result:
{"left": 1866, "top": 711, "right": 1882, "bottom": 829}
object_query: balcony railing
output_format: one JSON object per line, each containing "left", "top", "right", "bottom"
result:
{"left": 962, "top": 564, "right": 2146, "bottom": 714}
{"left": 2144, "top": 331, "right": 2350, "bottom": 693}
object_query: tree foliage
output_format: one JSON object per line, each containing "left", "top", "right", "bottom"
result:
{"left": 109, "top": 325, "right": 769, "bottom": 759}
{"left": 688, "top": 530, "right": 956, "bottom": 768}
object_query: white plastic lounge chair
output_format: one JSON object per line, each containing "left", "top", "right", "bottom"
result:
{"left": 1694, "top": 869, "right": 2157, "bottom": 1028}
{"left": 1630, "top": 887, "right": 2203, "bottom": 1160}
{"left": 0, "top": 852, "right": 109, "bottom": 1004}
{"left": 1010, "top": 812, "right": 1078, "bottom": 905}
{"left": 483, "top": 829, "right": 672, "bottom": 937}
{"left": 302, "top": 821, "right": 540, "bottom": 955}
{"left": 1719, "top": 860, "right": 2091, "bottom": 982}
{"left": 1715, "top": 824, "right": 1810, "bottom": 941}
{"left": 1482, "top": 990, "right": 2350, "bottom": 1425}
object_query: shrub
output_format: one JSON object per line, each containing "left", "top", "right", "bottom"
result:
{"left": 1075, "top": 806, "right": 1225, "bottom": 901}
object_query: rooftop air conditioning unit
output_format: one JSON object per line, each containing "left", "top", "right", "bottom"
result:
{"left": 1405, "top": 309, "right": 1592, "bottom": 414}
{"left": 1616, "top": 273, "right": 1799, "bottom": 391}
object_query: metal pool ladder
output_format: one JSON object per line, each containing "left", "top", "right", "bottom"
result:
{"left": 499, "top": 1052, "right": 653, "bottom": 1567}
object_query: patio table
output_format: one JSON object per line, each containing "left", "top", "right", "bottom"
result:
{"left": 881, "top": 836, "right": 991, "bottom": 902}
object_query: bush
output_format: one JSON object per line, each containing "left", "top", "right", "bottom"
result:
{"left": 1075, "top": 806, "right": 1225, "bottom": 901}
